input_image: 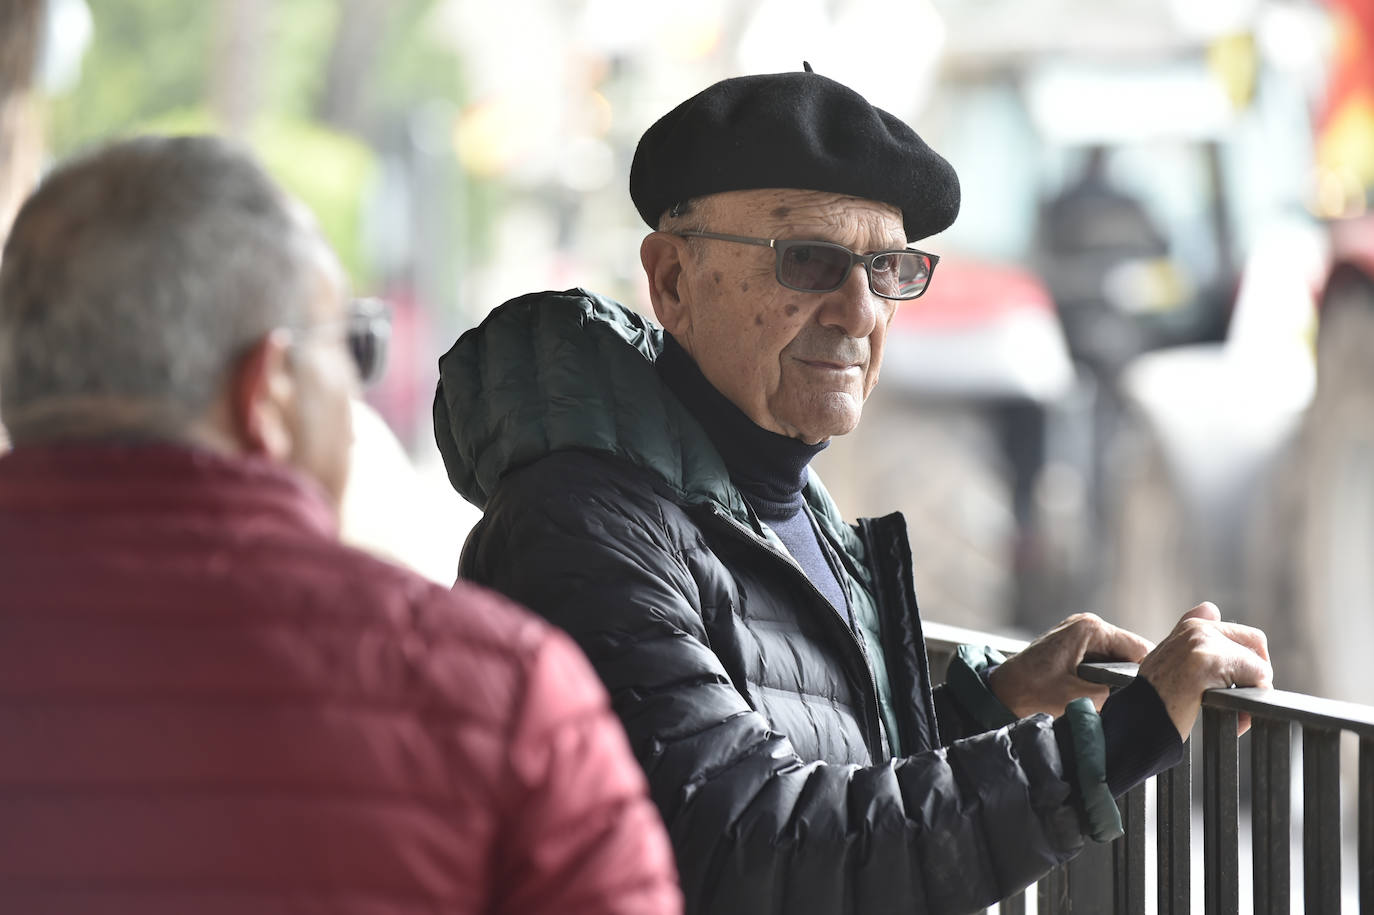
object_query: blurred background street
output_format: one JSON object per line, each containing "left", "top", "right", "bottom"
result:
{"left": 4, "top": 0, "right": 1373, "bottom": 708}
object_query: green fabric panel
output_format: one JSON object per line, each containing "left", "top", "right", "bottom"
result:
{"left": 947, "top": 644, "right": 1019, "bottom": 731}
{"left": 1063, "top": 696, "right": 1123, "bottom": 843}
{"left": 852, "top": 582, "right": 902, "bottom": 758}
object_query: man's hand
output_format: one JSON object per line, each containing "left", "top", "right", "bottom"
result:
{"left": 1137, "top": 602, "right": 1272, "bottom": 739}
{"left": 988, "top": 612, "right": 1154, "bottom": 719}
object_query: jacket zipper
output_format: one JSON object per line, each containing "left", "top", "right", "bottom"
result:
{"left": 699, "top": 503, "right": 889, "bottom": 762}
{"left": 857, "top": 515, "right": 939, "bottom": 755}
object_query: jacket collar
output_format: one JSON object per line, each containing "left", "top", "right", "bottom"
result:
{"left": 0, "top": 442, "right": 339, "bottom": 539}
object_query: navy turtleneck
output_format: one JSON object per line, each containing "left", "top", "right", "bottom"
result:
{"left": 655, "top": 334, "right": 849, "bottom": 614}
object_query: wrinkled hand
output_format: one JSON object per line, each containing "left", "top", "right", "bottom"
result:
{"left": 1137, "top": 602, "right": 1272, "bottom": 739}
{"left": 988, "top": 612, "right": 1154, "bottom": 719}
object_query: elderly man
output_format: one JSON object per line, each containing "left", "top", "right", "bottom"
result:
{"left": 0, "top": 135, "right": 681, "bottom": 915}
{"left": 434, "top": 69, "right": 1271, "bottom": 913}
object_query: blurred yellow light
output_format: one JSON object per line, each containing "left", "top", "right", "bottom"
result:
{"left": 455, "top": 96, "right": 538, "bottom": 178}
{"left": 1317, "top": 95, "right": 1374, "bottom": 202}
{"left": 1206, "top": 32, "right": 1258, "bottom": 110}
{"left": 661, "top": 15, "right": 722, "bottom": 61}
{"left": 1313, "top": 166, "right": 1368, "bottom": 220}
{"left": 589, "top": 90, "right": 614, "bottom": 136}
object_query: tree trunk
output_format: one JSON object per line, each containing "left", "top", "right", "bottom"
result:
{"left": 317, "top": 0, "right": 387, "bottom": 135}
{"left": 0, "top": 0, "right": 44, "bottom": 252}
{"left": 211, "top": 0, "right": 267, "bottom": 137}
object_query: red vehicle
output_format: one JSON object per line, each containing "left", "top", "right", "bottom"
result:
{"left": 1264, "top": 0, "right": 1374, "bottom": 703}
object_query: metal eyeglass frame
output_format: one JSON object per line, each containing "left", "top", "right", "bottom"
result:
{"left": 676, "top": 230, "right": 940, "bottom": 300}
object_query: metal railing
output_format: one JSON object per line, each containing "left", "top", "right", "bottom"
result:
{"left": 923, "top": 621, "right": 1374, "bottom": 914}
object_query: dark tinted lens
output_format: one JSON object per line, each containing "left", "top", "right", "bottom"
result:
{"left": 778, "top": 243, "right": 852, "bottom": 291}
{"left": 871, "top": 252, "right": 932, "bottom": 299}
{"left": 347, "top": 300, "right": 391, "bottom": 385}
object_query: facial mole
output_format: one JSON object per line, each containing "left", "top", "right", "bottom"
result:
{"left": 713, "top": 271, "right": 723, "bottom": 286}
{"left": 754, "top": 314, "right": 764, "bottom": 326}
{"left": 740, "top": 281, "right": 750, "bottom": 292}
{"left": 770, "top": 206, "right": 792, "bottom": 219}
{"left": 785, "top": 304, "right": 799, "bottom": 316}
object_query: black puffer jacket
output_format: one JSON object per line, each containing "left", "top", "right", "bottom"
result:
{"left": 434, "top": 290, "right": 1112, "bottom": 915}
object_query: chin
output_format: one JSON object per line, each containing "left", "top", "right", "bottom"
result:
{"left": 796, "top": 411, "right": 862, "bottom": 443}
{"left": 776, "top": 391, "right": 864, "bottom": 442}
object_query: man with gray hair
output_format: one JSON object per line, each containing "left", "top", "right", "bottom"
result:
{"left": 0, "top": 134, "right": 681, "bottom": 914}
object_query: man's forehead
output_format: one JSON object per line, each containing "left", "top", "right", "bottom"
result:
{"left": 715, "top": 189, "right": 905, "bottom": 240}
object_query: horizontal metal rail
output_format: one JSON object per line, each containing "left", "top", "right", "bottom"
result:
{"left": 1076, "top": 659, "right": 1374, "bottom": 738}
{"left": 922, "top": 622, "right": 1374, "bottom": 914}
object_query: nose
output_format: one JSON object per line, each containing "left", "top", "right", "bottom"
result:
{"left": 816, "top": 261, "right": 879, "bottom": 338}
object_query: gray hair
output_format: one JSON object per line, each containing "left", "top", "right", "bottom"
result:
{"left": 657, "top": 195, "right": 717, "bottom": 235}
{"left": 0, "top": 134, "right": 327, "bottom": 443}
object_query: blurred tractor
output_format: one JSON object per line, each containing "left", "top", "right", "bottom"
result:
{"left": 824, "top": 0, "right": 1346, "bottom": 664}
{"left": 1113, "top": 0, "right": 1374, "bottom": 706}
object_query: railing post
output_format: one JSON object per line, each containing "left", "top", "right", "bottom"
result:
{"left": 1362, "top": 735, "right": 1372, "bottom": 915}
{"left": 1303, "top": 726, "right": 1342, "bottom": 913}
{"left": 1251, "top": 718, "right": 1291, "bottom": 914}
{"left": 1039, "top": 862, "right": 1069, "bottom": 915}
{"left": 1158, "top": 739, "right": 1192, "bottom": 915}
{"left": 1065, "top": 830, "right": 1115, "bottom": 911}
{"left": 998, "top": 889, "right": 1025, "bottom": 914}
{"left": 1204, "top": 707, "right": 1239, "bottom": 915}
{"left": 1114, "top": 783, "right": 1146, "bottom": 915}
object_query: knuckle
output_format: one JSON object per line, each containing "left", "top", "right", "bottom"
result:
{"left": 1180, "top": 618, "right": 1209, "bottom": 636}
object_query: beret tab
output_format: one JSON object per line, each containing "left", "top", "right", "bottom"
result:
{"left": 630, "top": 69, "right": 959, "bottom": 242}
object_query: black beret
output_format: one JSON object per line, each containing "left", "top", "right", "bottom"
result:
{"left": 629, "top": 66, "right": 960, "bottom": 242}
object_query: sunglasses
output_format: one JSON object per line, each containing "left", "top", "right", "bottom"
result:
{"left": 677, "top": 230, "right": 939, "bottom": 300}
{"left": 285, "top": 297, "right": 392, "bottom": 387}
{"left": 343, "top": 297, "right": 391, "bottom": 386}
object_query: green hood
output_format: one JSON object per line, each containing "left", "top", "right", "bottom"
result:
{"left": 433, "top": 288, "right": 750, "bottom": 517}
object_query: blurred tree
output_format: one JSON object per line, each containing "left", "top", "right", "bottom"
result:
{"left": 211, "top": 0, "right": 267, "bottom": 138}
{"left": 318, "top": 0, "right": 387, "bottom": 134}
{"left": 0, "top": 0, "right": 44, "bottom": 248}
{"left": 0, "top": 0, "right": 43, "bottom": 453}
{"left": 42, "top": 0, "right": 480, "bottom": 298}
{"left": 47, "top": 0, "right": 214, "bottom": 154}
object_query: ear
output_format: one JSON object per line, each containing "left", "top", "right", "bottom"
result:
{"left": 227, "top": 330, "right": 296, "bottom": 459}
{"left": 640, "top": 231, "right": 693, "bottom": 337}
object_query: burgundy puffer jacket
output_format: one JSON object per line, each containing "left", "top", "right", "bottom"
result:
{"left": 0, "top": 444, "right": 681, "bottom": 915}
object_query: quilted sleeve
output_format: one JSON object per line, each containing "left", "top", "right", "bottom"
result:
{"left": 495, "top": 625, "right": 683, "bottom": 915}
